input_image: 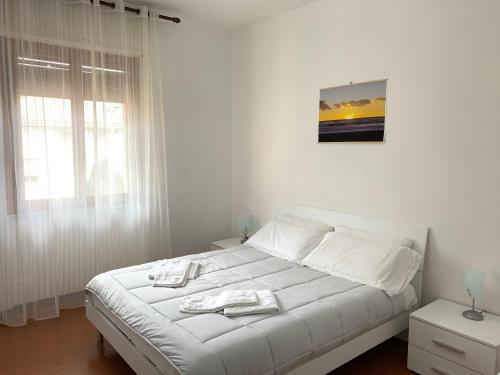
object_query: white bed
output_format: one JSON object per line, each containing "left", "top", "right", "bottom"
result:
{"left": 85, "top": 204, "right": 428, "bottom": 375}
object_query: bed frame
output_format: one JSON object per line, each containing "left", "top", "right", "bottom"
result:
{"left": 86, "top": 203, "right": 428, "bottom": 375}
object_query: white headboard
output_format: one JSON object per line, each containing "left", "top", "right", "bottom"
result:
{"left": 274, "top": 204, "right": 429, "bottom": 303}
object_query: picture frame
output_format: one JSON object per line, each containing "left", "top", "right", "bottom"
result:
{"left": 318, "top": 80, "right": 387, "bottom": 142}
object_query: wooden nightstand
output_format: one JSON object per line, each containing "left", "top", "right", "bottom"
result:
{"left": 408, "top": 299, "right": 500, "bottom": 375}
{"left": 210, "top": 237, "right": 242, "bottom": 250}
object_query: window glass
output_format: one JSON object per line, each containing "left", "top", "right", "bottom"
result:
{"left": 84, "top": 100, "right": 127, "bottom": 195}
{"left": 19, "top": 96, "right": 74, "bottom": 200}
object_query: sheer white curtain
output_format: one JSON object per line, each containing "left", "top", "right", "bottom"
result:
{"left": 0, "top": 0, "right": 171, "bottom": 326}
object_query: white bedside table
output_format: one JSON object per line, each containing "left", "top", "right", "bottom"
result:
{"left": 408, "top": 299, "right": 500, "bottom": 375}
{"left": 210, "top": 237, "right": 242, "bottom": 250}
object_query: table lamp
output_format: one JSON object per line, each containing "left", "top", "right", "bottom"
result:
{"left": 463, "top": 268, "right": 486, "bottom": 321}
{"left": 238, "top": 215, "right": 255, "bottom": 244}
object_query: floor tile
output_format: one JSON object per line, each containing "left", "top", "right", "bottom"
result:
{"left": 0, "top": 332, "right": 40, "bottom": 368}
{"left": 49, "top": 363, "right": 86, "bottom": 375}
{"left": 78, "top": 354, "right": 120, "bottom": 375}
{"left": 5, "top": 359, "right": 48, "bottom": 375}
{"left": 65, "top": 330, "right": 108, "bottom": 361}
{"left": 38, "top": 341, "right": 78, "bottom": 371}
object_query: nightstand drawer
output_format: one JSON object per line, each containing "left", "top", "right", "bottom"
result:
{"left": 408, "top": 344, "right": 480, "bottom": 375}
{"left": 409, "top": 318, "right": 497, "bottom": 374}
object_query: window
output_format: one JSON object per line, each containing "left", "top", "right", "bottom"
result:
{"left": 1, "top": 38, "right": 138, "bottom": 213}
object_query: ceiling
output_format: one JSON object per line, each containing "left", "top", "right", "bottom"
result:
{"left": 134, "top": 0, "right": 318, "bottom": 29}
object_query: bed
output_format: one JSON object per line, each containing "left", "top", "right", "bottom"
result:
{"left": 85, "top": 204, "right": 428, "bottom": 375}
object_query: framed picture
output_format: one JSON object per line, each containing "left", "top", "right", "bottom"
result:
{"left": 318, "top": 80, "right": 387, "bottom": 142}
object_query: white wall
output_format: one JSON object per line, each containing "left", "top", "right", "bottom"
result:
{"left": 159, "top": 17, "right": 232, "bottom": 256}
{"left": 232, "top": 0, "right": 500, "bottom": 313}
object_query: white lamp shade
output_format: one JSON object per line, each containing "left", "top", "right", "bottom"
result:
{"left": 238, "top": 215, "right": 255, "bottom": 233}
{"left": 464, "top": 268, "right": 485, "bottom": 299}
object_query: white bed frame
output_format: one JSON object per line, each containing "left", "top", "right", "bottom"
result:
{"left": 86, "top": 203, "right": 428, "bottom": 375}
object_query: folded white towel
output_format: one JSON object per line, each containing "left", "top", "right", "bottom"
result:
{"left": 180, "top": 290, "right": 257, "bottom": 313}
{"left": 223, "top": 290, "right": 279, "bottom": 316}
{"left": 149, "top": 260, "right": 200, "bottom": 282}
{"left": 153, "top": 258, "right": 191, "bottom": 287}
{"left": 148, "top": 260, "right": 167, "bottom": 279}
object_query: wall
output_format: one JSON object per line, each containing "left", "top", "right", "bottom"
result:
{"left": 231, "top": 0, "right": 500, "bottom": 312}
{"left": 159, "top": 17, "right": 232, "bottom": 256}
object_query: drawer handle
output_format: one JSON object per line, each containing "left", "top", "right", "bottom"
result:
{"left": 431, "top": 366, "right": 453, "bottom": 375}
{"left": 432, "top": 339, "right": 465, "bottom": 354}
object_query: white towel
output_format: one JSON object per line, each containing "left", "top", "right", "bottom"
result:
{"left": 149, "top": 260, "right": 200, "bottom": 281}
{"left": 148, "top": 259, "right": 167, "bottom": 279}
{"left": 153, "top": 258, "right": 191, "bottom": 287}
{"left": 223, "top": 290, "right": 279, "bottom": 316}
{"left": 180, "top": 290, "right": 257, "bottom": 313}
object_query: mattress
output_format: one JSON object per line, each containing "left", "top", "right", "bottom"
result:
{"left": 86, "top": 245, "right": 412, "bottom": 375}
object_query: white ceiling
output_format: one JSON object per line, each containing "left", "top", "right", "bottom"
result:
{"left": 134, "top": 0, "right": 318, "bottom": 29}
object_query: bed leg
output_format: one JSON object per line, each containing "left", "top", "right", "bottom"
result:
{"left": 97, "top": 331, "right": 104, "bottom": 343}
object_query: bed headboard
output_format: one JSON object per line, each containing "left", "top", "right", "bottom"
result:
{"left": 274, "top": 203, "right": 429, "bottom": 304}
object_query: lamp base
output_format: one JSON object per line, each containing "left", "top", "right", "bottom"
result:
{"left": 463, "top": 309, "right": 484, "bottom": 321}
{"left": 240, "top": 234, "right": 249, "bottom": 244}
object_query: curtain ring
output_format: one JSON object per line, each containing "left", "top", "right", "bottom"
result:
{"left": 114, "top": 0, "right": 125, "bottom": 12}
{"left": 139, "top": 5, "right": 149, "bottom": 18}
{"left": 148, "top": 8, "right": 161, "bottom": 21}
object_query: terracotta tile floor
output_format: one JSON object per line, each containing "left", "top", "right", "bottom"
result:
{"left": 0, "top": 308, "right": 413, "bottom": 374}
{"left": 0, "top": 308, "right": 134, "bottom": 375}
{"left": 328, "top": 336, "right": 413, "bottom": 375}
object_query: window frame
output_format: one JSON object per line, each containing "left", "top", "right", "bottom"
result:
{"left": 1, "top": 37, "right": 139, "bottom": 215}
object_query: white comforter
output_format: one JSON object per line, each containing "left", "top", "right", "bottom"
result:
{"left": 86, "top": 245, "right": 413, "bottom": 375}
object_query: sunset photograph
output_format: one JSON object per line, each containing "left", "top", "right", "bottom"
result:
{"left": 318, "top": 80, "right": 386, "bottom": 142}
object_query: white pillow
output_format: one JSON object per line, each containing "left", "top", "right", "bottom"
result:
{"left": 334, "top": 225, "right": 413, "bottom": 248}
{"left": 302, "top": 232, "right": 423, "bottom": 296}
{"left": 246, "top": 220, "right": 327, "bottom": 262}
{"left": 275, "top": 214, "right": 333, "bottom": 233}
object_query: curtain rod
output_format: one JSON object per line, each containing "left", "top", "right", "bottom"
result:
{"left": 90, "top": 0, "right": 181, "bottom": 23}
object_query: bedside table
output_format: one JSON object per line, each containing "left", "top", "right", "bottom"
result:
{"left": 210, "top": 237, "right": 242, "bottom": 250}
{"left": 408, "top": 299, "right": 500, "bottom": 375}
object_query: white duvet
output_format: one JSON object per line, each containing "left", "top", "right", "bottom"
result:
{"left": 86, "top": 245, "right": 416, "bottom": 375}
